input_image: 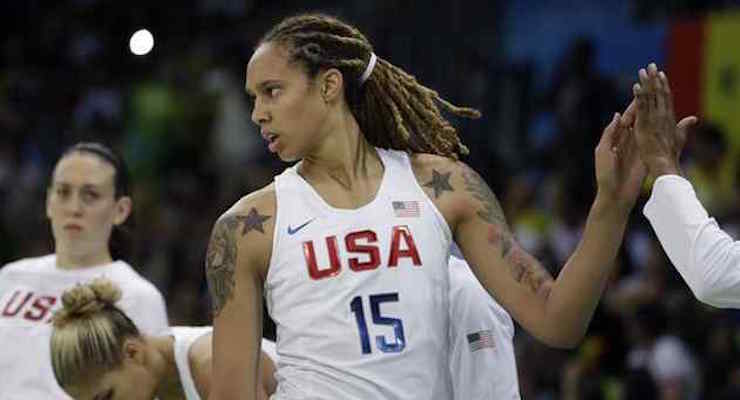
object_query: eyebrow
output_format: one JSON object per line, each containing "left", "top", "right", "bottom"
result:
{"left": 52, "top": 182, "right": 103, "bottom": 190}
{"left": 245, "top": 79, "right": 282, "bottom": 96}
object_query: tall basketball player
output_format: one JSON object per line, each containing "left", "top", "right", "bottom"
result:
{"left": 205, "top": 13, "right": 644, "bottom": 400}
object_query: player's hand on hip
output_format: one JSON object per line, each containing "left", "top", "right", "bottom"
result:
{"left": 594, "top": 105, "right": 646, "bottom": 214}
{"left": 633, "top": 63, "right": 698, "bottom": 178}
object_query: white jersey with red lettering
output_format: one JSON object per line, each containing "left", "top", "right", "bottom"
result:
{"left": 0, "top": 255, "right": 168, "bottom": 400}
{"left": 267, "top": 148, "right": 452, "bottom": 399}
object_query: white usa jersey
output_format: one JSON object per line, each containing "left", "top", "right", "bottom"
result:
{"left": 448, "top": 255, "right": 520, "bottom": 400}
{"left": 267, "top": 148, "right": 453, "bottom": 399}
{"left": 171, "top": 326, "right": 277, "bottom": 400}
{"left": 172, "top": 326, "right": 212, "bottom": 400}
{"left": 0, "top": 255, "right": 168, "bottom": 400}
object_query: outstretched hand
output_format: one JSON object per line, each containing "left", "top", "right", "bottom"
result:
{"left": 594, "top": 102, "right": 647, "bottom": 213}
{"left": 632, "top": 63, "right": 698, "bottom": 178}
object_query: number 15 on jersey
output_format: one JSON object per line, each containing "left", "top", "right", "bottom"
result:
{"left": 350, "top": 292, "right": 406, "bottom": 354}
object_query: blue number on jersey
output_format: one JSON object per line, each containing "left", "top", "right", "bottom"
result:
{"left": 350, "top": 292, "right": 406, "bottom": 354}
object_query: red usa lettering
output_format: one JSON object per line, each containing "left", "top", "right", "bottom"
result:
{"left": 304, "top": 225, "right": 422, "bottom": 280}
{"left": 1, "top": 290, "right": 57, "bottom": 322}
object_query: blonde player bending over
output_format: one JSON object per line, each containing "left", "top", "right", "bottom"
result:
{"left": 0, "top": 142, "right": 167, "bottom": 399}
{"left": 49, "top": 255, "right": 520, "bottom": 400}
{"left": 50, "top": 278, "right": 277, "bottom": 400}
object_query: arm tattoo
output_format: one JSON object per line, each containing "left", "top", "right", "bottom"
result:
{"left": 205, "top": 208, "right": 271, "bottom": 316}
{"left": 241, "top": 207, "right": 271, "bottom": 235}
{"left": 508, "top": 247, "right": 553, "bottom": 300}
{"left": 489, "top": 224, "right": 553, "bottom": 299}
{"left": 461, "top": 167, "right": 507, "bottom": 226}
{"left": 205, "top": 216, "right": 239, "bottom": 317}
{"left": 487, "top": 225, "right": 514, "bottom": 259}
{"left": 423, "top": 169, "right": 454, "bottom": 198}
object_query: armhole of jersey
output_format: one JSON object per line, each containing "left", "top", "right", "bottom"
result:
{"left": 401, "top": 153, "right": 453, "bottom": 246}
{"left": 261, "top": 338, "right": 278, "bottom": 363}
{"left": 265, "top": 180, "right": 282, "bottom": 293}
{"left": 173, "top": 327, "right": 211, "bottom": 400}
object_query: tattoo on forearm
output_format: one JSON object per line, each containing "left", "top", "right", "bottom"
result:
{"left": 487, "top": 225, "right": 513, "bottom": 258}
{"left": 487, "top": 224, "right": 552, "bottom": 299}
{"left": 508, "top": 246, "right": 553, "bottom": 300}
{"left": 462, "top": 165, "right": 551, "bottom": 299}
{"left": 423, "top": 169, "right": 454, "bottom": 198}
{"left": 461, "top": 167, "right": 507, "bottom": 226}
{"left": 205, "top": 208, "right": 271, "bottom": 316}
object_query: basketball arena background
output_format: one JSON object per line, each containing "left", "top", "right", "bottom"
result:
{"left": 2, "top": 1, "right": 740, "bottom": 398}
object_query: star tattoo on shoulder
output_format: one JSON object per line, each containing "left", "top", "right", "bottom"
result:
{"left": 423, "top": 169, "right": 453, "bottom": 198}
{"left": 238, "top": 207, "right": 271, "bottom": 235}
{"left": 204, "top": 207, "right": 271, "bottom": 317}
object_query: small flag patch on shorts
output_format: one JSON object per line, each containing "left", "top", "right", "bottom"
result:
{"left": 392, "top": 201, "right": 420, "bottom": 217}
{"left": 467, "top": 329, "right": 495, "bottom": 352}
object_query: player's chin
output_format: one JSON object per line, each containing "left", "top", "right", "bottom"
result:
{"left": 276, "top": 146, "right": 303, "bottom": 162}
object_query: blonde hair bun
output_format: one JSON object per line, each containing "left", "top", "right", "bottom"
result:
{"left": 53, "top": 278, "right": 122, "bottom": 327}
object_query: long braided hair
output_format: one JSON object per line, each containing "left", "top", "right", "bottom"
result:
{"left": 260, "top": 13, "right": 481, "bottom": 159}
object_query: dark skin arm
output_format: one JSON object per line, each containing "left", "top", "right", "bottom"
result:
{"left": 206, "top": 187, "right": 275, "bottom": 400}
{"left": 631, "top": 62, "right": 697, "bottom": 179}
{"left": 413, "top": 108, "right": 645, "bottom": 347}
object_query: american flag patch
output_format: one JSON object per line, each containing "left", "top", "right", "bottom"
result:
{"left": 392, "top": 201, "right": 420, "bottom": 217}
{"left": 467, "top": 329, "right": 495, "bottom": 352}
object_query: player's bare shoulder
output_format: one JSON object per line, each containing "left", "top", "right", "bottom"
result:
{"left": 221, "top": 183, "right": 276, "bottom": 264}
{"left": 189, "top": 331, "right": 214, "bottom": 397}
{"left": 205, "top": 183, "right": 276, "bottom": 316}
{"left": 409, "top": 153, "right": 484, "bottom": 227}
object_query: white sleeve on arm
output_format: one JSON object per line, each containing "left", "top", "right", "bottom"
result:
{"left": 643, "top": 175, "right": 740, "bottom": 308}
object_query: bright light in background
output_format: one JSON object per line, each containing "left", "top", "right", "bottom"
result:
{"left": 129, "top": 29, "right": 154, "bottom": 56}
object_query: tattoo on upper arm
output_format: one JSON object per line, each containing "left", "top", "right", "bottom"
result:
{"left": 423, "top": 169, "right": 454, "bottom": 198}
{"left": 241, "top": 208, "right": 271, "bottom": 234}
{"left": 460, "top": 166, "right": 507, "bottom": 226}
{"left": 205, "top": 216, "right": 239, "bottom": 317}
{"left": 205, "top": 208, "right": 271, "bottom": 316}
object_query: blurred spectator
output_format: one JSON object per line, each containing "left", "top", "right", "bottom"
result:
{"left": 683, "top": 122, "right": 738, "bottom": 217}
{"left": 626, "top": 303, "right": 701, "bottom": 400}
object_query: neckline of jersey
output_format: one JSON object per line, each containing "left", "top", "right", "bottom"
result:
{"left": 292, "top": 147, "right": 390, "bottom": 215}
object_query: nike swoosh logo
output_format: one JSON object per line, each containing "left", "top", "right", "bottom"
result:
{"left": 287, "top": 218, "right": 315, "bottom": 235}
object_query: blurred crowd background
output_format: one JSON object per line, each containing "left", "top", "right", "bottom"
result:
{"left": 2, "top": 1, "right": 740, "bottom": 398}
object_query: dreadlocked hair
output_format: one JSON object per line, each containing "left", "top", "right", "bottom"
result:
{"left": 261, "top": 13, "right": 481, "bottom": 159}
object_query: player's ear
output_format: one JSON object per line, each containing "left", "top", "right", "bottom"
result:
{"left": 122, "top": 337, "right": 146, "bottom": 366}
{"left": 113, "top": 196, "right": 132, "bottom": 226}
{"left": 319, "top": 68, "right": 343, "bottom": 104}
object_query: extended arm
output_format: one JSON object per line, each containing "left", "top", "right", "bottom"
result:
{"left": 644, "top": 175, "right": 740, "bottom": 308}
{"left": 424, "top": 110, "right": 643, "bottom": 348}
{"left": 454, "top": 164, "right": 629, "bottom": 348}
